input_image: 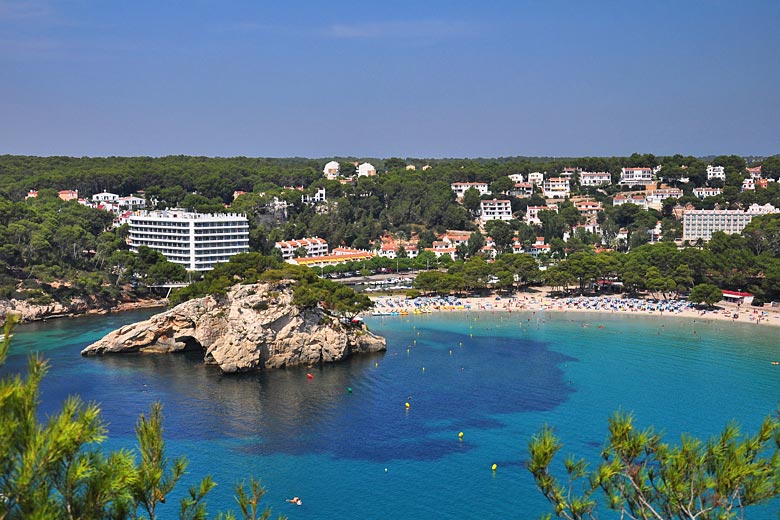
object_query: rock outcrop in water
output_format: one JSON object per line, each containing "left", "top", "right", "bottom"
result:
{"left": 81, "top": 281, "right": 385, "bottom": 373}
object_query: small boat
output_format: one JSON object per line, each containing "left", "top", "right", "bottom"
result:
{"left": 771, "top": 361, "right": 779, "bottom": 365}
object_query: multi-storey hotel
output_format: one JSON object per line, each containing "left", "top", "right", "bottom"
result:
{"left": 682, "top": 204, "right": 778, "bottom": 242}
{"left": 128, "top": 210, "right": 249, "bottom": 271}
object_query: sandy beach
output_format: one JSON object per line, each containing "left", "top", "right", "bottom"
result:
{"left": 369, "top": 289, "right": 780, "bottom": 328}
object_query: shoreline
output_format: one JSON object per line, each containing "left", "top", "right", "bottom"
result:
{"left": 368, "top": 291, "right": 780, "bottom": 328}
{"left": 1, "top": 298, "right": 168, "bottom": 324}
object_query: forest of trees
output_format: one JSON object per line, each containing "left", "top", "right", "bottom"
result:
{"left": 0, "top": 153, "right": 779, "bottom": 307}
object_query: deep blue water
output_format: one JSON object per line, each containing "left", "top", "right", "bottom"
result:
{"left": 2, "top": 309, "right": 780, "bottom": 518}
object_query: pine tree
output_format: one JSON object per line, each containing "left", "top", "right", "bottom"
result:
{"left": 0, "top": 315, "right": 285, "bottom": 520}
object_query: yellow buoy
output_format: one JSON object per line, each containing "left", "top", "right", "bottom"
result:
{"left": 375, "top": 362, "right": 378, "bottom": 367}
{"left": 405, "top": 402, "right": 411, "bottom": 409}
{"left": 458, "top": 432, "right": 464, "bottom": 439}
{"left": 449, "top": 350, "right": 452, "bottom": 355}
{"left": 422, "top": 367, "right": 425, "bottom": 372}
{"left": 491, "top": 463, "right": 497, "bottom": 471}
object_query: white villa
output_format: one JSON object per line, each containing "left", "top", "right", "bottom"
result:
{"left": 693, "top": 187, "right": 722, "bottom": 199}
{"left": 527, "top": 172, "right": 544, "bottom": 185}
{"left": 451, "top": 182, "right": 491, "bottom": 199}
{"left": 357, "top": 162, "right": 377, "bottom": 177}
{"left": 510, "top": 182, "right": 534, "bottom": 198}
{"left": 646, "top": 188, "right": 683, "bottom": 207}
{"left": 706, "top": 165, "right": 726, "bottom": 181}
{"left": 525, "top": 204, "right": 558, "bottom": 225}
{"left": 118, "top": 195, "right": 146, "bottom": 209}
{"left": 619, "top": 167, "right": 654, "bottom": 187}
{"left": 613, "top": 194, "right": 648, "bottom": 210}
{"left": 92, "top": 192, "right": 119, "bottom": 203}
{"left": 579, "top": 171, "right": 612, "bottom": 187}
{"left": 323, "top": 161, "right": 340, "bottom": 180}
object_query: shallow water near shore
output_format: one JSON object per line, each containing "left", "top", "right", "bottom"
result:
{"left": 3, "top": 309, "right": 780, "bottom": 518}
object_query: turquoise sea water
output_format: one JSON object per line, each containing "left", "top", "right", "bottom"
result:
{"left": 3, "top": 309, "right": 780, "bottom": 518}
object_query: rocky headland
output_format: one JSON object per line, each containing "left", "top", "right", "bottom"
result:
{"left": 81, "top": 281, "right": 386, "bottom": 373}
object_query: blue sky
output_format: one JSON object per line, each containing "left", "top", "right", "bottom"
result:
{"left": 1, "top": 0, "right": 778, "bottom": 158}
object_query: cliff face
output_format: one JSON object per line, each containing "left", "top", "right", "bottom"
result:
{"left": 0, "top": 298, "right": 92, "bottom": 322}
{"left": 81, "top": 282, "right": 386, "bottom": 373}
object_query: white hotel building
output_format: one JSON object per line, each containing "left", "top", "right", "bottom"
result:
{"left": 128, "top": 210, "right": 249, "bottom": 271}
{"left": 682, "top": 204, "right": 779, "bottom": 242}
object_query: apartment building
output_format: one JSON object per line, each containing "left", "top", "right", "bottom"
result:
{"left": 542, "top": 177, "right": 570, "bottom": 198}
{"left": 682, "top": 204, "right": 779, "bottom": 242}
{"left": 479, "top": 199, "right": 513, "bottom": 223}
{"left": 128, "top": 210, "right": 249, "bottom": 271}
{"left": 275, "top": 236, "right": 329, "bottom": 260}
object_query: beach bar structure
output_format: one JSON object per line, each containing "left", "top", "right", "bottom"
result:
{"left": 721, "top": 290, "right": 753, "bottom": 305}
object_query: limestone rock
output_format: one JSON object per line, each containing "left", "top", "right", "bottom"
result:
{"left": 82, "top": 282, "right": 386, "bottom": 373}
